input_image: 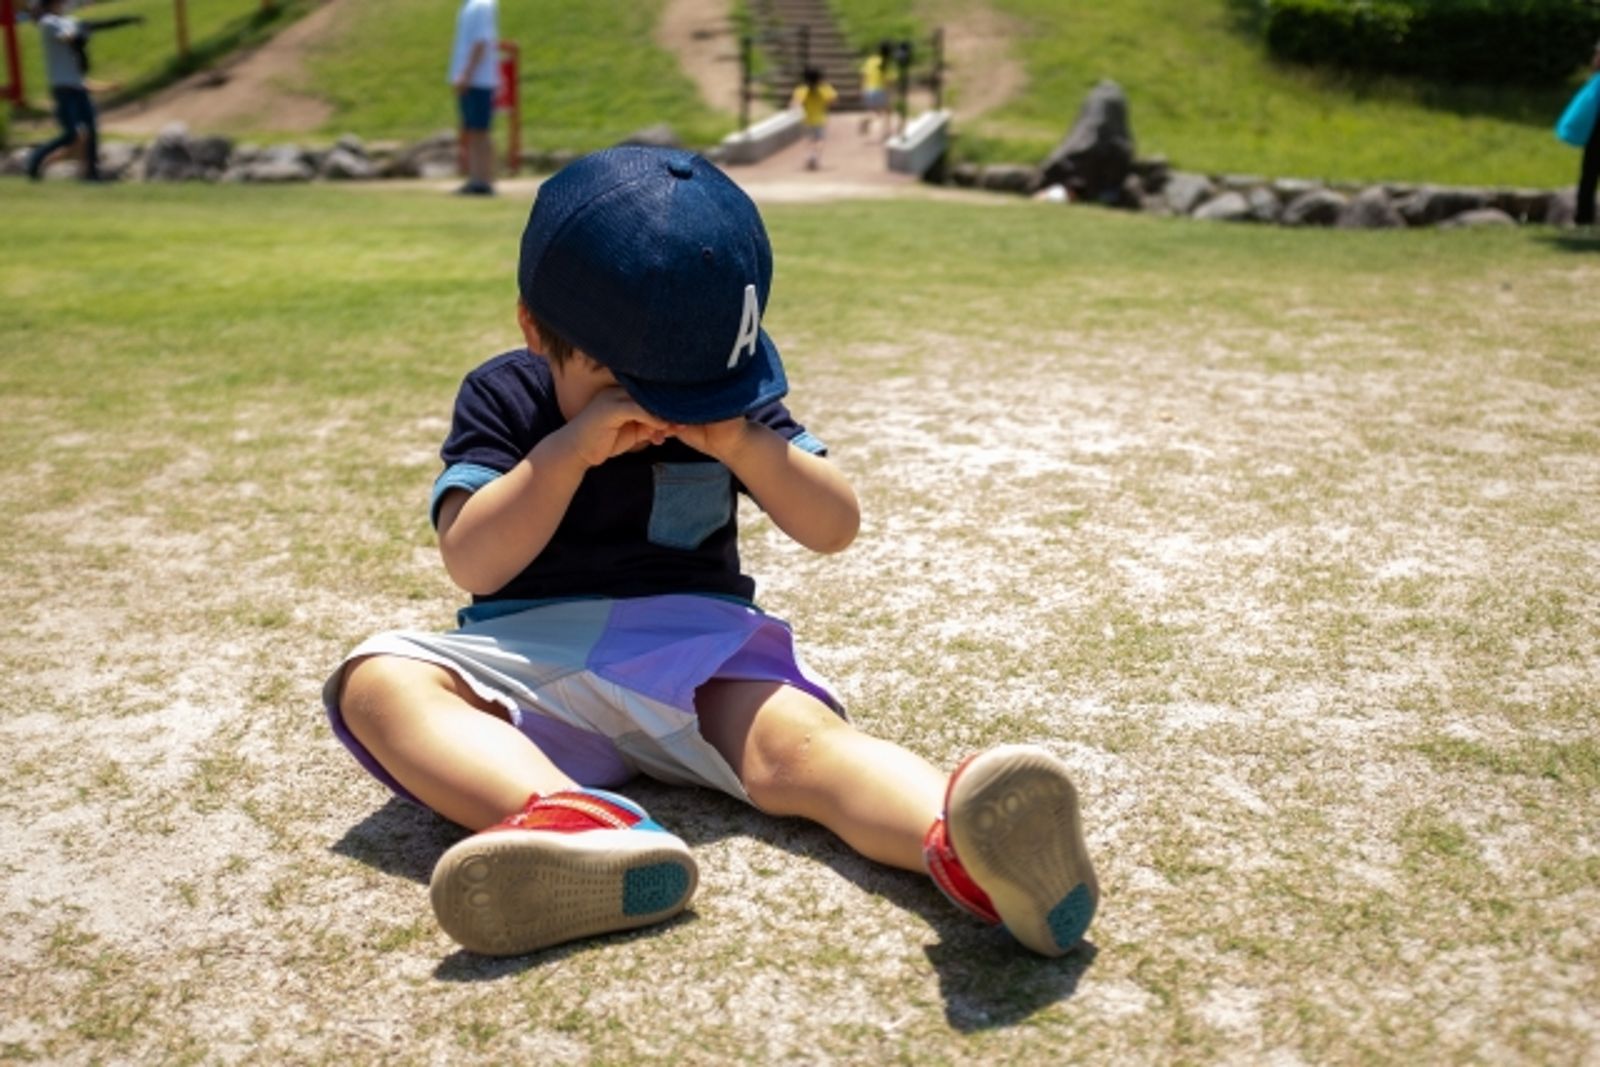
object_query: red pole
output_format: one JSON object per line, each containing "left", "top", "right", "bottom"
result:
{"left": 496, "top": 41, "right": 520, "bottom": 176}
{"left": 2, "top": 0, "right": 25, "bottom": 107}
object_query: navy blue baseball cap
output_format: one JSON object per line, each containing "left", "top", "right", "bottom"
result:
{"left": 518, "top": 146, "right": 788, "bottom": 424}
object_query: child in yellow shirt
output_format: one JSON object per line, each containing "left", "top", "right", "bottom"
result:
{"left": 790, "top": 66, "right": 838, "bottom": 170}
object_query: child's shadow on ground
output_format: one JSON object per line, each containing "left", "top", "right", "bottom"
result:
{"left": 332, "top": 787, "right": 1095, "bottom": 1032}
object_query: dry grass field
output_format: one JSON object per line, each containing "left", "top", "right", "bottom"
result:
{"left": 1, "top": 180, "right": 1597, "bottom": 1064}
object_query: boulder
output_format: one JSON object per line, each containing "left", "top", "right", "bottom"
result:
{"left": 1282, "top": 188, "right": 1348, "bottom": 227}
{"left": 1396, "top": 185, "right": 1487, "bottom": 227}
{"left": 1039, "top": 79, "right": 1135, "bottom": 205}
{"left": 97, "top": 141, "right": 143, "bottom": 181}
{"left": 320, "top": 141, "right": 375, "bottom": 180}
{"left": 1439, "top": 208, "right": 1516, "bottom": 229}
{"left": 242, "top": 145, "right": 313, "bottom": 183}
{"left": 1546, "top": 188, "right": 1578, "bottom": 228}
{"left": 1272, "top": 177, "right": 1320, "bottom": 200}
{"left": 950, "top": 161, "right": 981, "bottom": 188}
{"left": 1131, "top": 155, "right": 1170, "bottom": 194}
{"left": 978, "top": 163, "right": 1040, "bottom": 195}
{"left": 1337, "top": 186, "right": 1404, "bottom": 229}
{"left": 1163, "top": 171, "right": 1214, "bottom": 215}
{"left": 385, "top": 130, "right": 457, "bottom": 178}
{"left": 1246, "top": 187, "right": 1281, "bottom": 223}
{"left": 1489, "top": 188, "right": 1552, "bottom": 224}
{"left": 1193, "top": 191, "right": 1252, "bottom": 222}
{"left": 143, "top": 123, "right": 202, "bottom": 181}
{"left": 190, "top": 135, "right": 234, "bottom": 176}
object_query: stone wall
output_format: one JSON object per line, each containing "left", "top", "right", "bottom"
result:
{"left": 947, "top": 158, "right": 1581, "bottom": 229}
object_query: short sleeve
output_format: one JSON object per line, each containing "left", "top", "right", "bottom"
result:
{"left": 431, "top": 350, "right": 559, "bottom": 527}
{"left": 748, "top": 399, "right": 826, "bottom": 456}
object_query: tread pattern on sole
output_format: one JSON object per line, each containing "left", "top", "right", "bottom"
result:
{"left": 430, "top": 829, "right": 697, "bottom": 957}
{"left": 947, "top": 746, "right": 1099, "bottom": 957}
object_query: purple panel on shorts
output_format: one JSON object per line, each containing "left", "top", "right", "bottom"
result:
{"left": 586, "top": 595, "right": 839, "bottom": 713}
{"left": 513, "top": 711, "right": 635, "bottom": 787}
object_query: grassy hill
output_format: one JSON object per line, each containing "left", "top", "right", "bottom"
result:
{"left": 7, "top": 0, "right": 1590, "bottom": 187}
{"left": 10, "top": 0, "right": 728, "bottom": 151}
{"left": 829, "top": 0, "right": 1587, "bottom": 188}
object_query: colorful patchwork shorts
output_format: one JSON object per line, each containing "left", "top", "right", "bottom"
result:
{"left": 323, "top": 595, "right": 844, "bottom": 806}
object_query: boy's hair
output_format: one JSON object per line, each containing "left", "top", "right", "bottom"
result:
{"left": 803, "top": 66, "right": 822, "bottom": 88}
{"left": 528, "top": 310, "right": 576, "bottom": 367}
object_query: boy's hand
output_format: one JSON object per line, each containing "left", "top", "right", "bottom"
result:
{"left": 669, "top": 417, "right": 754, "bottom": 463}
{"left": 562, "top": 387, "right": 669, "bottom": 467}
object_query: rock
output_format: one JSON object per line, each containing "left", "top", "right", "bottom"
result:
{"left": 1272, "top": 177, "right": 1320, "bottom": 200}
{"left": 978, "top": 163, "right": 1040, "bottom": 195}
{"left": 1282, "top": 188, "right": 1348, "bottom": 227}
{"left": 1131, "top": 155, "right": 1169, "bottom": 193}
{"left": 1163, "top": 171, "right": 1214, "bottom": 215}
{"left": 1396, "top": 185, "right": 1487, "bottom": 226}
{"left": 1039, "top": 79, "right": 1135, "bottom": 204}
{"left": 1546, "top": 188, "right": 1577, "bottom": 228}
{"left": 3, "top": 146, "right": 31, "bottom": 175}
{"left": 1489, "top": 188, "right": 1551, "bottom": 224}
{"left": 97, "top": 141, "right": 142, "bottom": 180}
{"left": 385, "top": 130, "right": 458, "bottom": 178}
{"left": 143, "top": 122, "right": 201, "bottom": 181}
{"left": 1193, "top": 191, "right": 1252, "bottom": 222}
{"left": 1337, "top": 186, "right": 1404, "bottom": 229}
{"left": 320, "top": 146, "right": 376, "bottom": 180}
{"left": 1439, "top": 208, "right": 1516, "bottom": 228}
{"left": 242, "top": 145, "right": 313, "bottom": 182}
{"left": 617, "top": 123, "right": 680, "bottom": 149}
{"left": 950, "top": 161, "right": 981, "bottom": 188}
{"left": 1246, "top": 186, "right": 1281, "bottom": 223}
{"left": 190, "top": 135, "right": 234, "bottom": 175}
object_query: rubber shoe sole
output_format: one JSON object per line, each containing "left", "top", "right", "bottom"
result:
{"left": 945, "top": 744, "right": 1099, "bottom": 956}
{"left": 429, "top": 827, "right": 698, "bottom": 957}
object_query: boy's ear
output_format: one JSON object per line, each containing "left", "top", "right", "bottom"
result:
{"left": 515, "top": 300, "right": 541, "bottom": 349}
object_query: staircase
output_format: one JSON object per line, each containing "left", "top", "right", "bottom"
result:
{"left": 751, "top": 0, "right": 864, "bottom": 110}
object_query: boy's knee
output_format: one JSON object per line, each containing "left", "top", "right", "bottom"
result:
{"left": 740, "top": 694, "right": 850, "bottom": 802}
{"left": 338, "top": 655, "right": 456, "bottom": 737}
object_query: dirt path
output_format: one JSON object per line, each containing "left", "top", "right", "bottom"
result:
{"left": 101, "top": 0, "right": 343, "bottom": 136}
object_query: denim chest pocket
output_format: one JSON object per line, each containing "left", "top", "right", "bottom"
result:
{"left": 648, "top": 462, "right": 734, "bottom": 550}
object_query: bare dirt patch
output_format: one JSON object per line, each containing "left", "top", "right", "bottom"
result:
{"left": 101, "top": 0, "right": 344, "bottom": 136}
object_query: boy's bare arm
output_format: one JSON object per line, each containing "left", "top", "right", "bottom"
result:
{"left": 674, "top": 420, "right": 860, "bottom": 554}
{"left": 438, "top": 390, "right": 668, "bottom": 594}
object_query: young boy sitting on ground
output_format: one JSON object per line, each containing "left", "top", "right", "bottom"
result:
{"left": 322, "top": 146, "right": 1099, "bottom": 959}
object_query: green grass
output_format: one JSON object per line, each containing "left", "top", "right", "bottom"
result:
{"left": 298, "top": 0, "right": 729, "bottom": 148}
{"left": 826, "top": 0, "right": 1587, "bottom": 186}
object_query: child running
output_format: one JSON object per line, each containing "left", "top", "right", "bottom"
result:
{"left": 790, "top": 66, "right": 838, "bottom": 170}
{"left": 322, "top": 146, "right": 1099, "bottom": 960}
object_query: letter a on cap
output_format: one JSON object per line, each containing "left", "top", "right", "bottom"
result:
{"left": 727, "top": 284, "right": 761, "bottom": 369}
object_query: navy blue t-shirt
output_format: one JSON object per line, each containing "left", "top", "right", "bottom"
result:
{"left": 432, "top": 348, "right": 826, "bottom": 606}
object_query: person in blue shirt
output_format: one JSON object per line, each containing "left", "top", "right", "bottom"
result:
{"left": 323, "top": 147, "right": 1100, "bottom": 961}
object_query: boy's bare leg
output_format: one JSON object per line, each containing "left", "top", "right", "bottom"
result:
{"left": 339, "top": 654, "right": 577, "bottom": 830}
{"left": 696, "top": 679, "right": 945, "bottom": 871}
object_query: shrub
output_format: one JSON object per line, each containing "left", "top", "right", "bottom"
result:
{"left": 1262, "top": 0, "right": 1600, "bottom": 85}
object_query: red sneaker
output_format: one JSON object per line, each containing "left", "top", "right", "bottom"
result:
{"left": 429, "top": 789, "right": 697, "bottom": 956}
{"left": 923, "top": 745, "right": 1098, "bottom": 956}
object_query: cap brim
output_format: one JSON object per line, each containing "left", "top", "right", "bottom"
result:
{"left": 615, "top": 328, "right": 788, "bottom": 424}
